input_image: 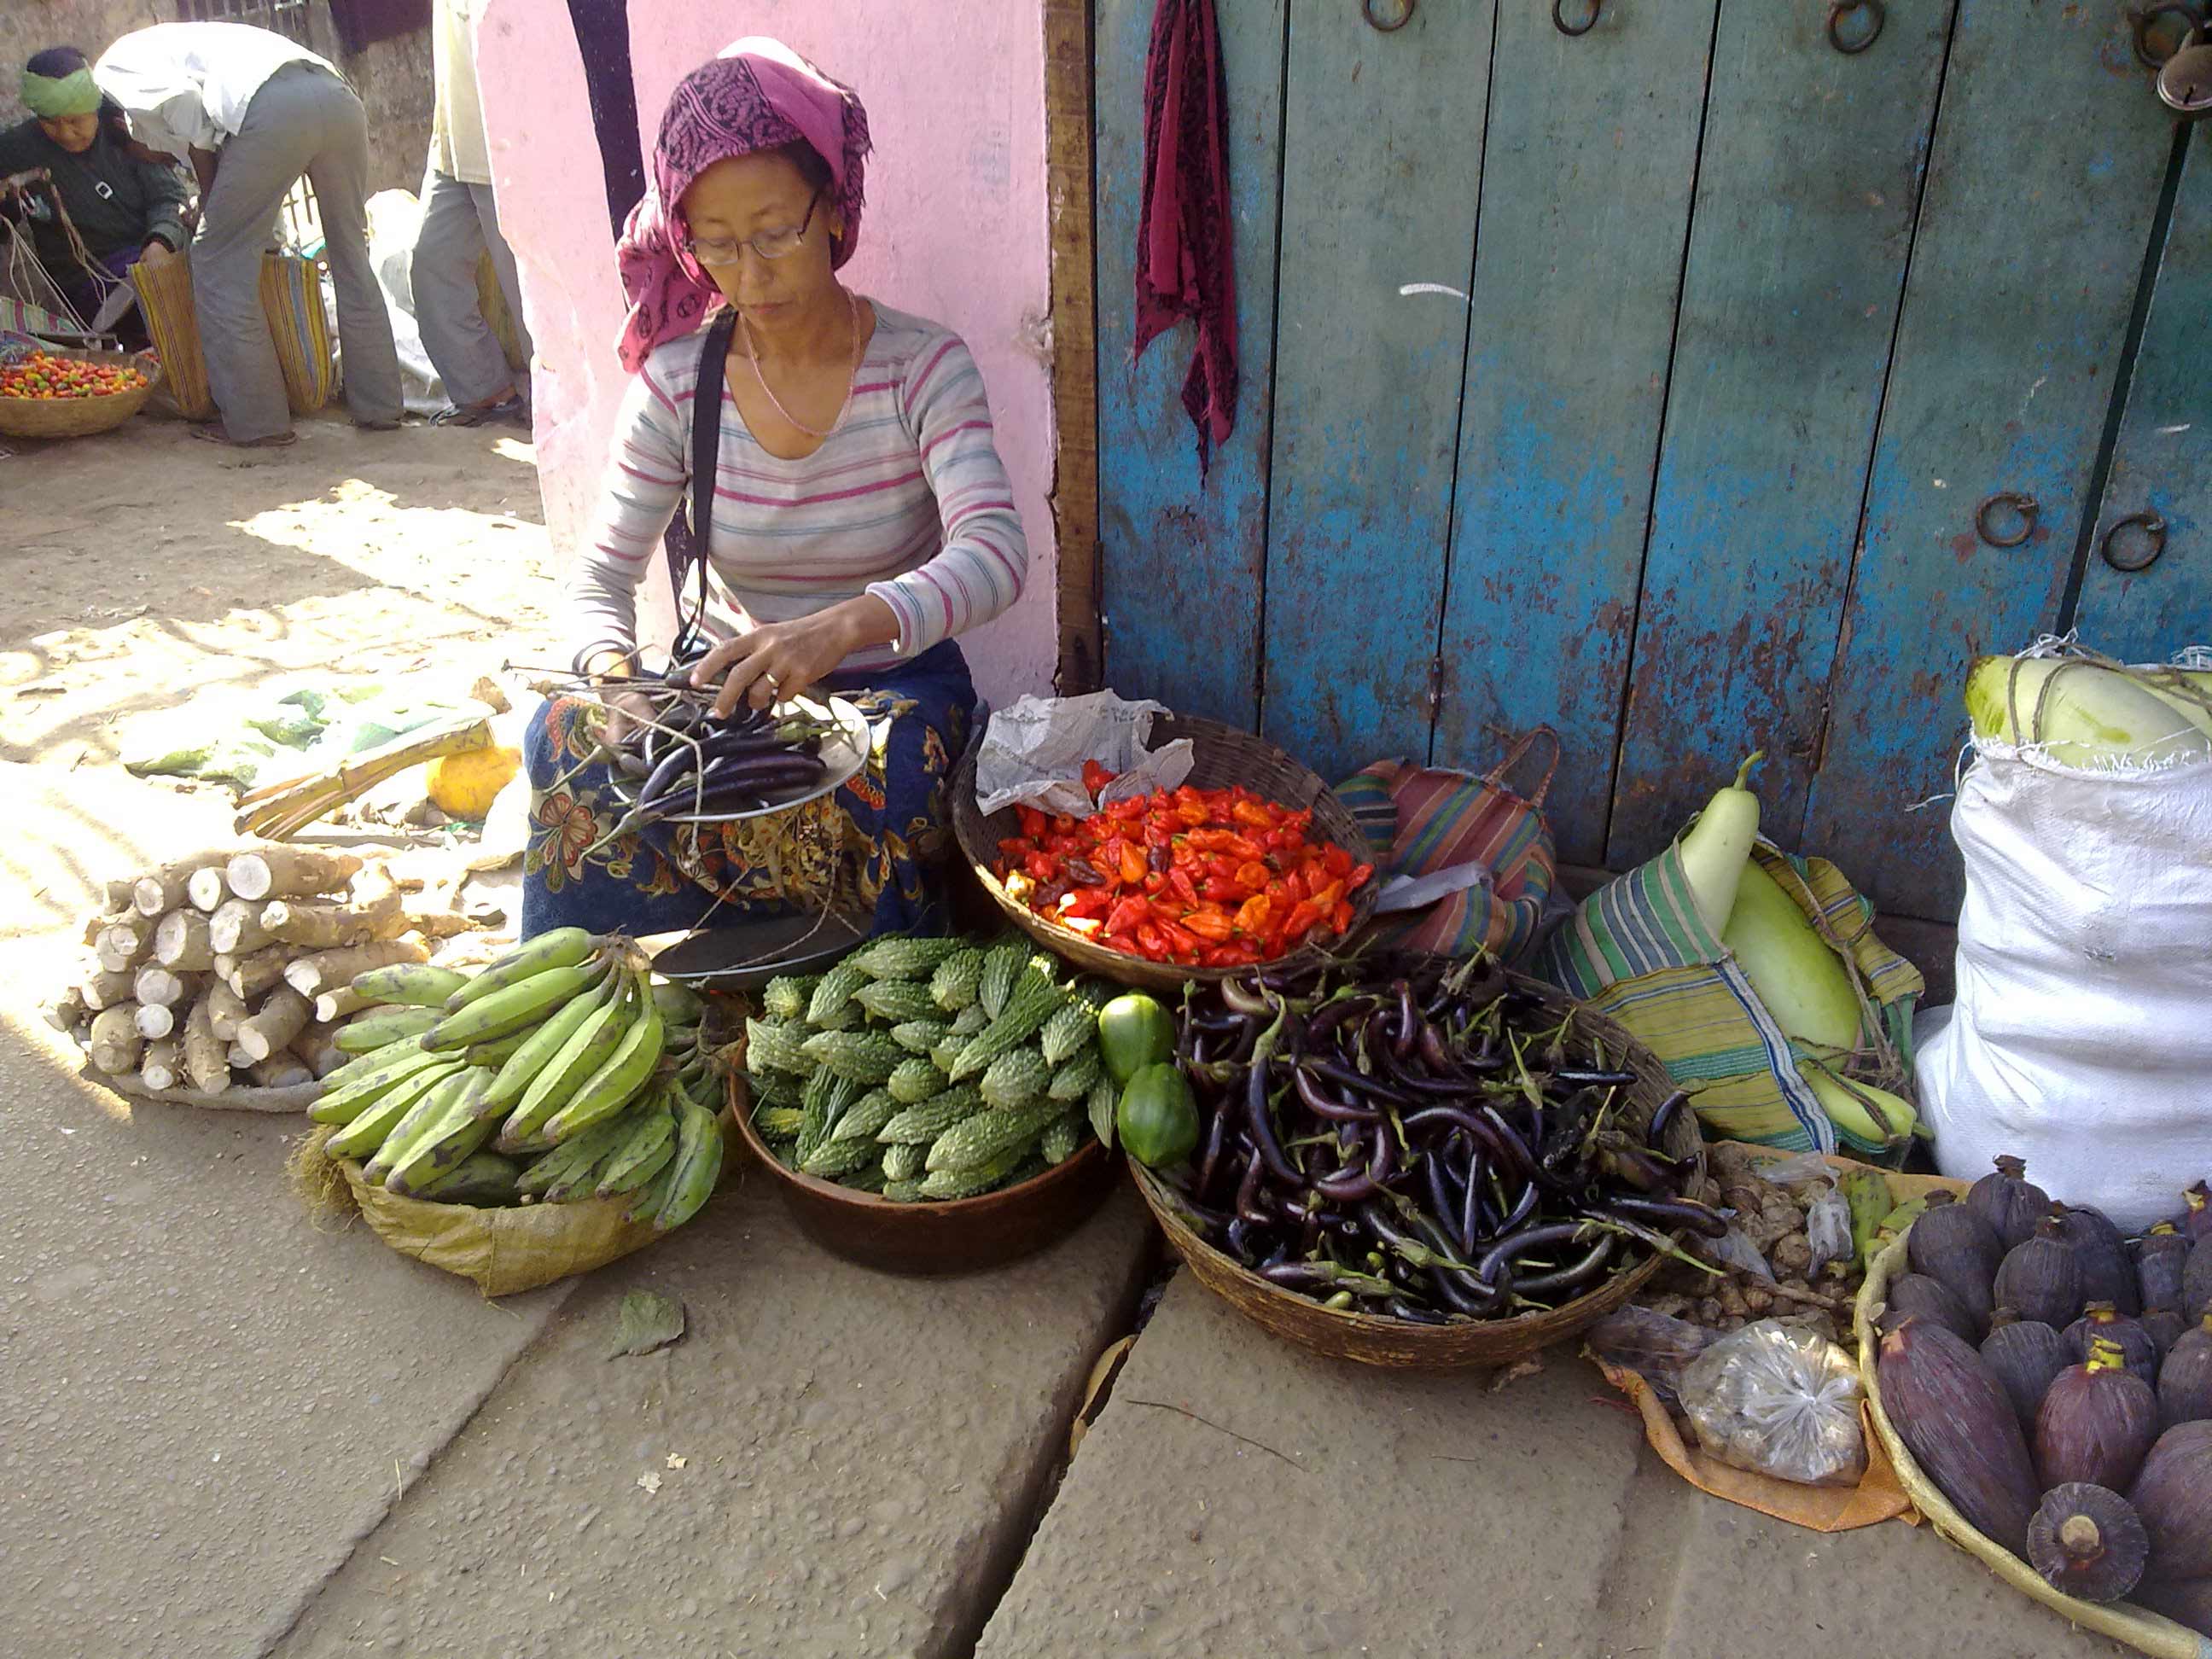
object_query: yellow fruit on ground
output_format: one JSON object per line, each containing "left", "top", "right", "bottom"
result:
{"left": 425, "top": 745, "right": 521, "bottom": 819}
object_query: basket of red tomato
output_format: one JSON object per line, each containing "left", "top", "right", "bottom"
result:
{"left": 950, "top": 712, "right": 1379, "bottom": 992}
{"left": 0, "top": 342, "right": 160, "bottom": 439}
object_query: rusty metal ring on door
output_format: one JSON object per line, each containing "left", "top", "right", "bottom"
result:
{"left": 1827, "top": 0, "right": 1886, "bottom": 53}
{"left": 2100, "top": 509, "right": 2168, "bottom": 572}
{"left": 1553, "top": 0, "right": 1602, "bottom": 37}
{"left": 1976, "top": 491, "right": 2040, "bottom": 549}
{"left": 1363, "top": 0, "right": 1416, "bottom": 32}
{"left": 2133, "top": 1, "right": 2208, "bottom": 69}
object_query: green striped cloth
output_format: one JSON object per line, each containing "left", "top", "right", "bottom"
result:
{"left": 1536, "top": 839, "right": 1923, "bottom": 1153}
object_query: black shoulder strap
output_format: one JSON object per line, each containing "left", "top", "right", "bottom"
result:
{"left": 663, "top": 308, "right": 739, "bottom": 661}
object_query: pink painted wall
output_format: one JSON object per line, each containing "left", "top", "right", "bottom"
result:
{"left": 473, "top": 0, "right": 1058, "bottom": 703}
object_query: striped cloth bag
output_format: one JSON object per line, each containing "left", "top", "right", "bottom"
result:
{"left": 130, "top": 249, "right": 335, "bottom": 419}
{"left": 1536, "top": 839, "right": 1924, "bottom": 1155}
{"left": 1334, "top": 731, "right": 1558, "bottom": 965}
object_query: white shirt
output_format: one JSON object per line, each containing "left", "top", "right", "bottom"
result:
{"left": 428, "top": 0, "right": 492, "bottom": 185}
{"left": 93, "top": 22, "right": 336, "bottom": 161}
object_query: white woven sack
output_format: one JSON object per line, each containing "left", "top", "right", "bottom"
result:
{"left": 1919, "top": 742, "right": 2212, "bottom": 1230}
{"left": 1919, "top": 742, "right": 2212, "bottom": 1238}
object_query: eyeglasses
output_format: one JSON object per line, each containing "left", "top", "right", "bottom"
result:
{"left": 681, "top": 189, "right": 822, "bottom": 267}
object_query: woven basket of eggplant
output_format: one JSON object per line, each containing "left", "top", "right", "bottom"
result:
{"left": 1125, "top": 952, "right": 1708, "bottom": 1369}
{"left": 1855, "top": 1160, "right": 2212, "bottom": 1657}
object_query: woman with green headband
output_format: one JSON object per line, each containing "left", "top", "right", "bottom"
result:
{"left": 1, "top": 48, "right": 189, "bottom": 345}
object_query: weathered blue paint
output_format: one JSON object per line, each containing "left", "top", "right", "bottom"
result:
{"left": 1255, "top": 0, "right": 1494, "bottom": 784}
{"left": 2071, "top": 133, "right": 2212, "bottom": 662}
{"left": 1093, "top": 0, "right": 1288, "bottom": 730}
{"left": 1803, "top": 0, "right": 2178, "bottom": 919}
{"left": 1432, "top": 0, "right": 1714, "bottom": 863}
{"left": 1603, "top": 0, "right": 1957, "bottom": 872}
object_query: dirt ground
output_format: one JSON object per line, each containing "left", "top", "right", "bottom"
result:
{"left": 2, "top": 407, "right": 559, "bottom": 910}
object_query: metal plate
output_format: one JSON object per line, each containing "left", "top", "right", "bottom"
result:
{"left": 645, "top": 911, "right": 870, "bottom": 990}
{"left": 607, "top": 695, "right": 870, "bottom": 825}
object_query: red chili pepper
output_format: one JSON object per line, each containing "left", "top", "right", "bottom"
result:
{"left": 1235, "top": 860, "right": 1272, "bottom": 893}
{"left": 1200, "top": 876, "right": 1249, "bottom": 905}
{"left": 1117, "top": 841, "right": 1149, "bottom": 886}
{"left": 1324, "top": 845, "right": 1353, "bottom": 879}
{"left": 1108, "top": 799, "right": 1146, "bottom": 824}
{"left": 997, "top": 835, "right": 1037, "bottom": 859}
{"left": 1159, "top": 919, "right": 1205, "bottom": 957}
{"left": 1104, "top": 896, "right": 1150, "bottom": 937}
{"left": 1017, "top": 805, "right": 1047, "bottom": 840}
{"left": 1231, "top": 800, "right": 1275, "bottom": 830}
{"left": 1167, "top": 866, "right": 1201, "bottom": 908}
{"left": 1181, "top": 907, "right": 1235, "bottom": 942}
{"left": 1143, "top": 871, "right": 1168, "bottom": 896}
{"left": 1135, "top": 923, "right": 1169, "bottom": 962}
{"left": 1283, "top": 897, "right": 1326, "bottom": 940}
{"left": 1331, "top": 900, "right": 1354, "bottom": 934}
{"left": 1232, "top": 894, "right": 1272, "bottom": 935}
{"left": 1024, "top": 852, "right": 1057, "bottom": 882}
{"left": 1309, "top": 878, "right": 1345, "bottom": 911}
{"left": 1061, "top": 887, "right": 1111, "bottom": 920}
{"left": 1348, "top": 863, "right": 1374, "bottom": 891}
{"left": 1081, "top": 759, "right": 1117, "bottom": 796}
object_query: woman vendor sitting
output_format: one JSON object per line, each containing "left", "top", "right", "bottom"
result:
{"left": 523, "top": 38, "right": 1027, "bottom": 941}
{"left": 0, "top": 48, "right": 187, "bottom": 343}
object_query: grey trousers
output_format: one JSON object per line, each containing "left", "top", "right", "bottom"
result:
{"left": 195, "top": 62, "right": 403, "bottom": 439}
{"left": 411, "top": 168, "right": 531, "bottom": 409}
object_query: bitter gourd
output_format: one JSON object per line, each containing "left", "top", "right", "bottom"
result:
{"left": 929, "top": 947, "right": 985, "bottom": 1012}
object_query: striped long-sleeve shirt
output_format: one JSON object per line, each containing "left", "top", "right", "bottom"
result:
{"left": 566, "top": 301, "right": 1029, "bottom": 675}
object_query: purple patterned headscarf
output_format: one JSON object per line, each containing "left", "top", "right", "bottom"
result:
{"left": 614, "top": 38, "right": 870, "bottom": 373}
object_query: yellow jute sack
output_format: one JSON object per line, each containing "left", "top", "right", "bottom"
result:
{"left": 1858, "top": 1225, "right": 2212, "bottom": 1658}
{"left": 130, "top": 248, "right": 336, "bottom": 421}
{"left": 334, "top": 1155, "right": 662, "bottom": 1297}
{"left": 294, "top": 1123, "right": 660, "bottom": 1297}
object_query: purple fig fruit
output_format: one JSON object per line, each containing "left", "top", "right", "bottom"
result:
{"left": 1879, "top": 1315, "right": 2039, "bottom": 1555}
{"left": 1995, "top": 1215, "right": 2083, "bottom": 1330}
{"left": 1969, "top": 1154, "right": 2051, "bottom": 1252}
{"left": 2036, "top": 1338, "right": 2161, "bottom": 1493}
{"left": 2026, "top": 1482, "right": 2148, "bottom": 1604}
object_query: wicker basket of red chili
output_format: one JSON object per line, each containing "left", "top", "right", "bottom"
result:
{"left": 951, "top": 713, "right": 1379, "bottom": 992}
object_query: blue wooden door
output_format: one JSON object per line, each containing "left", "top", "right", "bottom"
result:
{"left": 2070, "top": 129, "right": 2212, "bottom": 666}
{"left": 1093, "top": 0, "right": 2205, "bottom": 923}
{"left": 1257, "top": 0, "right": 1496, "bottom": 783}
{"left": 1430, "top": 0, "right": 1713, "bottom": 867}
{"left": 1602, "top": 0, "right": 1955, "bottom": 870}
{"left": 1802, "top": 0, "right": 2181, "bottom": 917}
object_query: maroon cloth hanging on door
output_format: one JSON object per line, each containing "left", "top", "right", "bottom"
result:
{"left": 1133, "top": 0, "right": 1237, "bottom": 479}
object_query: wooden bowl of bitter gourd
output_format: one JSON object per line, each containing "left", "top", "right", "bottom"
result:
{"left": 731, "top": 1103, "right": 1114, "bottom": 1275}
{"left": 734, "top": 935, "right": 1121, "bottom": 1275}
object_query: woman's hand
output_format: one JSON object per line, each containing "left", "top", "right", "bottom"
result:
{"left": 580, "top": 649, "right": 656, "bottom": 750}
{"left": 689, "top": 597, "right": 898, "bottom": 719}
{"left": 600, "top": 684, "right": 658, "bottom": 750}
{"left": 138, "top": 240, "right": 172, "bottom": 267}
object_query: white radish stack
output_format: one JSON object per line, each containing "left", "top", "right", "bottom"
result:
{"left": 55, "top": 846, "right": 479, "bottom": 1099}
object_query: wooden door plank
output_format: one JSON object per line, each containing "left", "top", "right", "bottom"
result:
{"left": 1256, "top": 0, "right": 1496, "bottom": 783}
{"left": 1094, "top": 0, "right": 1287, "bottom": 730}
{"left": 2072, "top": 132, "right": 2212, "bottom": 662}
{"left": 1432, "top": 0, "right": 1716, "bottom": 863}
{"left": 1603, "top": 0, "right": 1957, "bottom": 870}
{"left": 1804, "top": 0, "right": 2177, "bottom": 919}
{"left": 1045, "top": 0, "right": 1102, "bottom": 694}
